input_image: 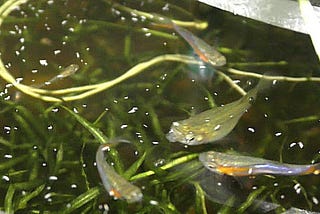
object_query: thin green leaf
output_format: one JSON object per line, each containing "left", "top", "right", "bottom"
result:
{"left": 123, "top": 152, "right": 146, "bottom": 179}
{"left": 0, "top": 154, "right": 29, "bottom": 170}
{"left": 62, "top": 106, "right": 108, "bottom": 144}
{"left": 4, "top": 184, "right": 15, "bottom": 214}
{"left": 15, "top": 184, "right": 45, "bottom": 211}
{"left": 237, "top": 186, "right": 267, "bottom": 213}
{"left": 193, "top": 182, "right": 208, "bottom": 214}
{"left": 62, "top": 187, "right": 100, "bottom": 214}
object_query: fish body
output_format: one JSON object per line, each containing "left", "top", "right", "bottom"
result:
{"left": 33, "top": 64, "right": 79, "bottom": 88}
{"left": 172, "top": 24, "right": 226, "bottom": 67}
{"left": 151, "top": 13, "right": 226, "bottom": 67}
{"left": 199, "top": 151, "right": 320, "bottom": 176}
{"left": 166, "top": 79, "right": 268, "bottom": 145}
{"left": 96, "top": 142, "right": 143, "bottom": 203}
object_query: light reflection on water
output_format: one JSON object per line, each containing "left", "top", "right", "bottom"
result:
{"left": 0, "top": 0, "right": 319, "bottom": 213}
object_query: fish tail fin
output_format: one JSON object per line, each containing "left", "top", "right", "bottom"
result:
{"left": 312, "top": 163, "right": 320, "bottom": 175}
{"left": 245, "top": 74, "right": 273, "bottom": 102}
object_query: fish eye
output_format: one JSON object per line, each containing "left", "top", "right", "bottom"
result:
{"left": 185, "top": 133, "right": 196, "bottom": 144}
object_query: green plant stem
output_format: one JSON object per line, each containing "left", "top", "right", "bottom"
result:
{"left": 130, "top": 153, "right": 198, "bottom": 181}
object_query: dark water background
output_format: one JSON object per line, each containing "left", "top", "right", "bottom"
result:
{"left": 0, "top": 0, "right": 320, "bottom": 213}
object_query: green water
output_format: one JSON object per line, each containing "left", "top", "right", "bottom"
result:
{"left": 0, "top": 0, "right": 319, "bottom": 213}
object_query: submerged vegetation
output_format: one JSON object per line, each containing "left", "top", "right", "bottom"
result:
{"left": 0, "top": 0, "right": 320, "bottom": 213}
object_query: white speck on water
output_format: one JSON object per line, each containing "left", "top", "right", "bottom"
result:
{"left": 61, "top": 20, "right": 67, "bottom": 25}
{"left": 49, "top": 176, "right": 58, "bottom": 181}
{"left": 71, "top": 184, "right": 77, "bottom": 189}
{"left": 2, "top": 175, "right": 9, "bottom": 182}
{"left": 204, "top": 97, "right": 208, "bottom": 101}
{"left": 120, "top": 124, "right": 128, "bottom": 129}
{"left": 42, "top": 162, "right": 47, "bottom": 167}
{"left": 39, "top": 59, "right": 48, "bottom": 66}
{"left": 298, "top": 141, "right": 304, "bottom": 148}
{"left": 312, "top": 196, "right": 319, "bottom": 205}
{"left": 73, "top": 107, "right": 79, "bottom": 113}
{"left": 289, "top": 141, "right": 304, "bottom": 149}
{"left": 294, "top": 183, "right": 301, "bottom": 194}
{"left": 131, "top": 17, "right": 138, "bottom": 22}
{"left": 145, "top": 32, "right": 152, "bottom": 37}
{"left": 248, "top": 127, "right": 255, "bottom": 133}
{"left": 19, "top": 37, "right": 24, "bottom": 43}
{"left": 143, "top": 124, "right": 148, "bottom": 128}
{"left": 217, "top": 182, "right": 222, "bottom": 186}
{"left": 274, "top": 182, "right": 278, "bottom": 187}
{"left": 128, "top": 106, "right": 138, "bottom": 114}
{"left": 150, "top": 200, "right": 159, "bottom": 205}
{"left": 75, "top": 52, "right": 80, "bottom": 58}
{"left": 31, "top": 69, "right": 38, "bottom": 73}
{"left": 16, "top": 77, "right": 23, "bottom": 83}
{"left": 264, "top": 96, "right": 269, "bottom": 101}
{"left": 47, "top": 125, "right": 53, "bottom": 130}
{"left": 152, "top": 141, "right": 159, "bottom": 145}
{"left": 274, "top": 132, "right": 282, "bottom": 137}
{"left": 54, "top": 49, "right": 61, "bottom": 55}
{"left": 272, "top": 80, "right": 277, "bottom": 85}
{"left": 4, "top": 154, "right": 12, "bottom": 159}
{"left": 162, "top": 3, "right": 170, "bottom": 11}
{"left": 5, "top": 62, "right": 12, "bottom": 68}
{"left": 44, "top": 193, "right": 52, "bottom": 199}
{"left": 4, "top": 126, "right": 11, "bottom": 131}
{"left": 252, "top": 186, "right": 257, "bottom": 190}
{"left": 15, "top": 50, "right": 20, "bottom": 56}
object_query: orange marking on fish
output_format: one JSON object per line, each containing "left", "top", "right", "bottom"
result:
{"left": 109, "top": 188, "right": 122, "bottom": 199}
{"left": 196, "top": 50, "right": 209, "bottom": 63}
{"left": 217, "top": 166, "right": 251, "bottom": 176}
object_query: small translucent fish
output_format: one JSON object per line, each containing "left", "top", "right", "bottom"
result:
{"left": 199, "top": 151, "right": 320, "bottom": 176}
{"left": 172, "top": 24, "right": 226, "bottom": 67}
{"left": 34, "top": 64, "right": 79, "bottom": 88}
{"left": 151, "top": 13, "right": 226, "bottom": 67}
{"left": 166, "top": 79, "right": 269, "bottom": 145}
{"left": 14, "top": 64, "right": 79, "bottom": 101}
{"left": 96, "top": 140, "right": 143, "bottom": 203}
